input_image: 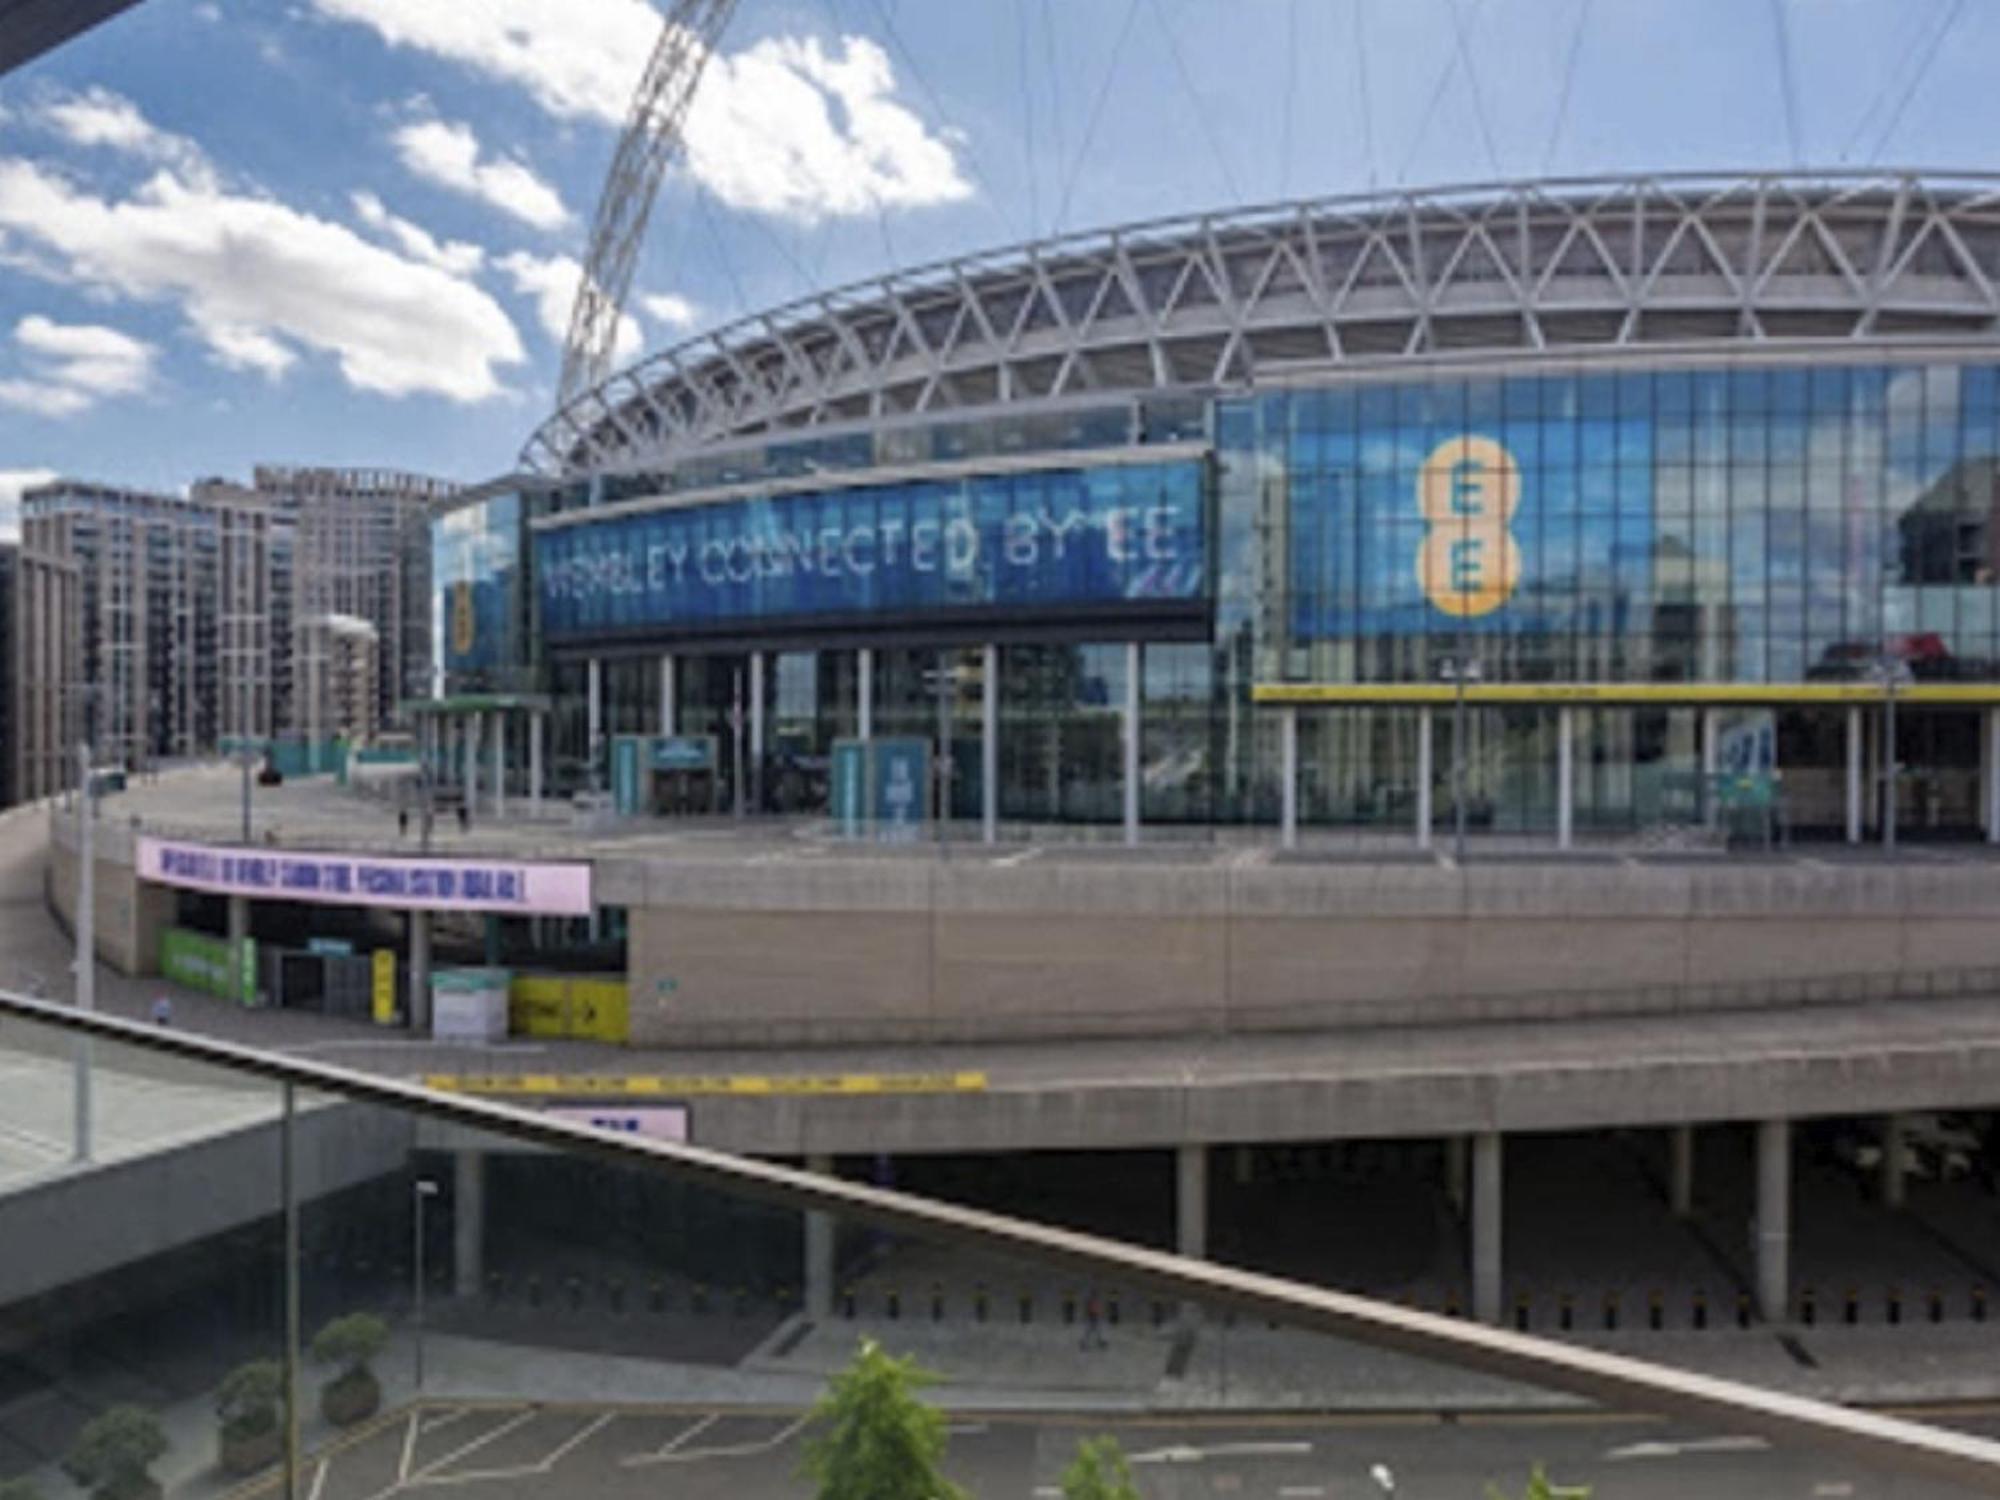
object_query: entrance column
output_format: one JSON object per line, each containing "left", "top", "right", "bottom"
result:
{"left": 464, "top": 712, "right": 480, "bottom": 813}
{"left": 1846, "top": 706, "right": 1864, "bottom": 845}
{"left": 1123, "top": 641, "right": 1141, "bottom": 848}
{"left": 1756, "top": 1118, "right": 1791, "bottom": 1323}
{"left": 1416, "top": 707, "right": 1434, "bottom": 850}
{"left": 1556, "top": 706, "right": 1575, "bottom": 851}
{"left": 981, "top": 644, "right": 998, "bottom": 845}
{"left": 409, "top": 911, "right": 432, "bottom": 1032}
{"left": 749, "top": 651, "right": 765, "bottom": 813}
{"left": 1472, "top": 1132, "right": 1503, "bottom": 1324}
{"left": 529, "top": 712, "right": 544, "bottom": 813}
{"left": 1669, "top": 1124, "right": 1695, "bottom": 1217}
{"left": 227, "top": 895, "right": 250, "bottom": 1001}
{"left": 1700, "top": 708, "right": 1719, "bottom": 825}
{"left": 1986, "top": 707, "right": 2000, "bottom": 844}
{"left": 805, "top": 1152, "right": 835, "bottom": 1320}
{"left": 491, "top": 711, "right": 505, "bottom": 819}
{"left": 660, "top": 655, "right": 676, "bottom": 737}
{"left": 587, "top": 659, "right": 603, "bottom": 792}
{"left": 858, "top": 647, "right": 874, "bottom": 741}
{"left": 453, "top": 1150, "right": 485, "bottom": 1299}
{"left": 1881, "top": 1113, "right": 1907, "bottom": 1209}
{"left": 1280, "top": 705, "right": 1298, "bottom": 850}
{"left": 1176, "top": 1144, "right": 1208, "bottom": 1260}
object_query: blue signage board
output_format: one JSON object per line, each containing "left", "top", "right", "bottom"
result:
{"left": 433, "top": 491, "right": 522, "bottom": 675}
{"left": 870, "top": 738, "right": 929, "bottom": 842}
{"left": 830, "top": 739, "right": 867, "bottom": 838}
{"left": 652, "top": 734, "right": 717, "bottom": 772}
{"left": 1289, "top": 424, "right": 1653, "bottom": 639}
{"left": 536, "top": 459, "right": 1206, "bottom": 641}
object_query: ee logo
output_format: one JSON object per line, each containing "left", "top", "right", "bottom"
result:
{"left": 1416, "top": 435, "right": 1522, "bottom": 618}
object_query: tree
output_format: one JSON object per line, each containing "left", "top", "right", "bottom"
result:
{"left": 1061, "top": 1436, "right": 1140, "bottom": 1500}
{"left": 214, "top": 1360, "right": 284, "bottom": 1440}
{"left": 63, "top": 1406, "right": 167, "bottom": 1500}
{"left": 310, "top": 1312, "right": 388, "bottom": 1379}
{"left": 801, "top": 1339, "right": 964, "bottom": 1500}
{"left": 1487, "top": 1465, "right": 1591, "bottom": 1500}
{"left": 0, "top": 1477, "right": 45, "bottom": 1500}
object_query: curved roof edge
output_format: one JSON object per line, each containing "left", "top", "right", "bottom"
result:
{"left": 522, "top": 168, "right": 2000, "bottom": 477}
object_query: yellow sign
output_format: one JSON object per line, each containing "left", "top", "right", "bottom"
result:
{"left": 1417, "top": 435, "right": 1522, "bottom": 618}
{"left": 371, "top": 949, "right": 396, "bottom": 1026}
{"left": 507, "top": 975, "right": 631, "bottom": 1043}
{"left": 424, "top": 1071, "right": 989, "bottom": 1099}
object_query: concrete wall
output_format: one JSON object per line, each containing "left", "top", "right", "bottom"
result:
{"left": 619, "top": 853, "right": 2000, "bottom": 1047}
{"left": 48, "top": 817, "right": 172, "bottom": 977}
{"left": 0, "top": 1101, "right": 413, "bottom": 1305}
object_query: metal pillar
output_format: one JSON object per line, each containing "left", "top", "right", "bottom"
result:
{"left": 805, "top": 1151, "right": 835, "bottom": 1320}
{"left": 1881, "top": 1114, "right": 1907, "bottom": 1210}
{"left": 1472, "top": 1131, "right": 1503, "bottom": 1325}
{"left": 660, "top": 654, "right": 676, "bottom": 737}
{"left": 1123, "top": 641, "right": 1141, "bottom": 848}
{"left": 749, "top": 651, "right": 765, "bottom": 813}
{"left": 409, "top": 911, "right": 432, "bottom": 1033}
{"left": 858, "top": 647, "right": 874, "bottom": 741}
{"left": 227, "top": 894, "right": 249, "bottom": 1001}
{"left": 464, "top": 712, "right": 480, "bottom": 812}
{"left": 1176, "top": 1143, "right": 1208, "bottom": 1260}
{"left": 1669, "top": 1125, "right": 1694, "bottom": 1218}
{"left": 1846, "top": 705, "right": 1863, "bottom": 845}
{"left": 73, "top": 741, "right": 93, "bottom": 1164}
{"left": 1556, "top": 705, "right": 1574, "bottom": 851}
{"left": 281, "top": 1083, "right": 300, "bottom": 1500}
{"left": 981, "top": 644, "right": 998, "bottom": 845}
{"left": 1700, "top": 708, "right": 1719, "bottom": 825}
{"left": 1280, "top": 705, "right": 1299, "bottom": 850}
{"left": 454, "top": 1150, "right": 485, "bottom": 1297}
{"left": 1882, "top": 682, "right": 1899, "bottom": 850}
{"left": 1756, "top": 1118, "right": 1791, "bottom": 1323}
{"left": 587, "top": 659, "right": 603, "bottom": 793}
{"left": 490, "top": 711, "right": 505, "bottom": 819}
{"left": 529, "top": 712, "right": 544, "bottom": 813}
{"left": 1416, "top": 707, "right": 1434, "bottom": 850}
{"left": 1987, "top": 707, "right": 2000, "bottom": 844}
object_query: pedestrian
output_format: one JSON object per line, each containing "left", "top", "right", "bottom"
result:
{"left": 150, "top": 993, "right": 173, "bottom": 1028}
{"left": 1080, "top": 1290, "right": 1107, "bottom": 1351}
{"left": 398, "top": 806, "right": 409, "bottom": 836}
{"left": 456, "top": 803, "right": 470, "bottom": 832}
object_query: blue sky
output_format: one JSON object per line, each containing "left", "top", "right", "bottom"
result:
{"left": 0, "top": 0, "right": 1996, "bottom": 525}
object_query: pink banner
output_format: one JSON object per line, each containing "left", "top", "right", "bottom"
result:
{"left": 136, "top": 837, "right": 592, "bottom": 916}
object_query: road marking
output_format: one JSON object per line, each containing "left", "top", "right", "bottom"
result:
{"left": 376, "top": 1406, "right": 538, "bottom": 1496}
{"left": 623, "top": 1413, "right": 719, "bottom": 1466}
{"left": 1279, "top": 1488, "right": 1328, "bottom": 1497}
{"left": 424, "top": 1070, "right": 988, "bottom": 1097}
{"left": 305, "top": 1459, "right": 328, "bottom": 1500}
{"left": 623, "top": 1414, "right": 809, "bottom": 1469}
{"left": 409, "top": 1412, "right": 619, "bottom": 1490}
{"left": 1605, "top": 1435, "right": 1770, "bottom": 1461}
{"left": 396, "top": 1411, "right": 422, "bottom": 1483}
{"left": 994, "top": 848, "right": 1040, "bottom": 867}
{"left": 1128, "top": 1441, "right": 1313, "bottom": 1465}
{"left": 1812, "top": 1484, "right": 1855, "bottom": 1497}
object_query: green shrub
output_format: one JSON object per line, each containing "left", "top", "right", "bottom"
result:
{"left": 310, "top": 1313, "right": 388, "bottom": 1380}
{"left": 63, "top": 1406, "right": 167, "bottom": 1500}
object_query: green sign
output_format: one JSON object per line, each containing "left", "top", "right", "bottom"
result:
{"left": 161, "top": 926, "right": 256, "bottom": 1005}
{"left": 831, "top": 740, "right": 867, "bottom": 837}
{"left": 612, "top": 735, "right": 644, "bottom": 814}
{"left": 1715, "top": 772, "right": 1777, "bottom": 810}
{"left": 652, "top": 734, "right": 717, "bottom": 772}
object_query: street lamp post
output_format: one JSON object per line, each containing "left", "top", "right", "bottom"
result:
{"left": 73, "top": 733, "right": 93, "bottom": 1164}
{"left": 1439, "top": 657, "right": 1483, "bottom": 864}
{"left": 239, "top": 678, "right": 253, "bottom": 844}
{"left": 413, "top": 1178, "right": 440, "bottom": 1389}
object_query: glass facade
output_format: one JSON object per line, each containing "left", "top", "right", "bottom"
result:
{"left": 445, "top": 356, "right": 2000, "bottom": 836}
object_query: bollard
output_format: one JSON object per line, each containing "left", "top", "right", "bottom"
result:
{"left": 1062, "top": 1291, "right": 1077, "bottom": 1326}
{"left": 1648, "top": 1290, "right": 1663, "bottom": 1332}
{"left": 731, "top": 1286, "right": 750, "bottom": 1319}
{"left": 930, "top": 1283, "right": 944, "bottom": 1322}
{"left": 1736, "top": 1292, "right": 1751, "bottom": 1329}
{"left": 1558, "top": 1293, "right": 1574, "bottom": 1332}
{"left": 1799, "top": 1286, "right": 1815, "bottom": 1326}
{"left": 1886, "top": 1286, "right": 1901, "bottom": 1326}
{"left": 608, "top": 1277, "right": 625, "bottom": 1314}
{"left": 1108, "top": 1294, "right": 1121, "bottom": 1327}
{"left": 886, "top": 1288, "right": 901, "bottom": 1321}
{"left": 1019, "top": 1290, "right": 1032, "bottom": 1325}
{"left": 1444, "top": 1292, "right": 1463, "bottom": 1320}
{"left": 1691, "top": 1289, "right": 1707, "bottom": 1330}
{"left": 1513, "top": 1295, "right": 1530, "bottom": 1332}
{"left": 1603, "top": 1292, "right": 1619, "bottom": 1332}
{"left": 692, "top": 1282, "right": 709, "bottom": 1315}
{"left": 649, "top": 1280, "right": 667, "bottom": 1315}
{"left": 1975, "top": 1285, "right": 1989, "bottom": 1323}
{"left": 1152, "top": 1299, "right": 1169, "bottom": 1328}
{"left": 527, "top": 1274, "right": 544, "bottom": 1309}
{"left": 485, "top": 1271, "right": 504, "bottom": 1305}
{"left": 974, "top": 1284, "right": 989, "bottom": 1323}
{"left": 842, "top": 1287, "right": 857, "bottom": 1320}
{"left": 1929, "top": 1288, "right": 1944, "bottom": 1325}
{"left": 565, "top": 1276, "right": 583, "bottom": 1312}
{"left": 1844, "top": 1288, "right": 1859, "bottom": 1326}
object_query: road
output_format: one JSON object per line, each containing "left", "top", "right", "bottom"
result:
{"left": 236, "top": 1401, "right": 1995, "bottom": 1500}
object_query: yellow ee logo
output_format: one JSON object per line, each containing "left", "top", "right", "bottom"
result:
{"left": 1416, "top": 435, "right": 1522, "bottom": 618}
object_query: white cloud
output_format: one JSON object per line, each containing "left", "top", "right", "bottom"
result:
{"left": 0, "top": 314, "right": 155, "bottom": 417}
{"left": 309, "top": 1, "right": 970, "bottom": 223}
{"left": 38, "top": 86, "right": 213, "bottom": 185}
{"left": 498, "top": 250, "right": 641, "bottom": 365}
{"left": 351, "top": 190, "right": 485, "bottom": 276}
{"left": 0, "top": 154, "right": 525, "bottom": 402}
{"left": 392, "top": 119, "right": 568, "bottom": 231}
{"left": 639, "top": 291, "right": 699, "bottom": 330}
{"left": 0, "top": 468, "right": 57, "bottom": 541}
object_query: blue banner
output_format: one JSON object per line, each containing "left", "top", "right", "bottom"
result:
{"left": 433, "top": 491, "right": 522, "bottom": 675}
{"left": 536, "top": 460, "right": 1207, "bottom": 641}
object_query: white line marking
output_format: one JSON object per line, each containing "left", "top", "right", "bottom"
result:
{"left": 1811, "top": 1485, "right": 1855, "bottom": 1497}
{"left": 994, "top": 848, "right": 1041, "bottom": 866}
{"left": 378, "top": 1405, "right": 538, "bottom": 1494}
{"left": 1129, "top": 1441, "right": 1313, "bottom": 1465}
{"left": 397, "top": 1410, "right": 422, "bottom": 1483}
{"left": 410, "top": 1411, "right": 619, "bottom": 1489}
{"left": 305, "top": 1458, "right": 329, "bottom": 1500}
{"left": 417, "top": 1407, "right": 473, "bottom": 1437}
{"left": 622, "top": 1412, "right": 718, "bottom": 1466}
{"left": 1279, "top": 1488, "right": 1327, "bottom": 1498}
{"left": 623, "top": 1414, "right": 809, "bottom": 1469}
{"left": 1606, "top": 1435, "right": 1771, "bottom": 1461}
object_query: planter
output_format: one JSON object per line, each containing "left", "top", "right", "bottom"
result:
{"left": 97, "top": 1481, "right": 162, "bottom": 1500}
{"left": 320, "top": 1370, "right": 380, "bottom": 1428}
{"left": 219, "top": 1420, "right": 282, "bottom": 1476}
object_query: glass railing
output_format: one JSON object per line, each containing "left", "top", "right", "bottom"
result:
{"left": 0, "top": 992, "right": 1995, "bottom": 1500}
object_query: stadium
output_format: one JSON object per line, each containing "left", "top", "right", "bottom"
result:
{"left": 431, "top": 169, "right": 2000, "bottom": 846}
